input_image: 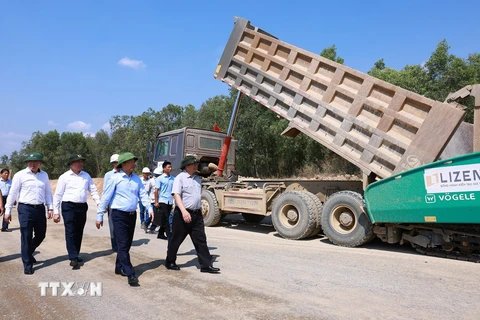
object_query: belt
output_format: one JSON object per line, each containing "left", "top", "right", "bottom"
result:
{"left": 19, "top": 203, "right": 44, "bottom": 208}
{"left": 63, "top": 201, "right": 87, "bottom": 205}
{"left": 186, "top": 208, "right": 201, "bottom": 214}
{"left": 112, "top": 209, "right": 136, "bottom": 215}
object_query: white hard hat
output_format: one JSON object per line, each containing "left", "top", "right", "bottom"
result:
{"left": 142, "top": 167, "right": 151, "bottom": 173}
{"left": 110, "top": 154, "right": 119, "bottom": 163}
{"left": 153, "top": 167, "right": 163, "bottom": 175}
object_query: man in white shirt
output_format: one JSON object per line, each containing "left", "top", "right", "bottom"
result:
{"left": 4, "top": 152, "right": 53, "bottom": 275}
{"left": 53, "top": 154, "right": 101, "bottom": 268}
{"left": 144, "top": 167, "right": 159, "bottom": 234}
{"left": 139, "top": 167, "right": 152, "bottom": 230}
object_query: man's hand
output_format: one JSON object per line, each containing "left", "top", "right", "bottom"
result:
{"left": 154, "top": 202, "right": 159, "bottom": 208}
{"left": 4, "top": 214, "right": 11, "bottom": 222}
{"left": 53, "top": 214, "right": 61, "bottom": 223}
{"left": 0, "top": 206, "right": 4, "bottom": 216}
{"left": 47, "top": 209, "right": 53, "bottom": 219}
{"left": 182, "top": 210, "right": 191, "bottom": 223}
{"left": 96, "top": 220, "right": 103, "bottom": 229}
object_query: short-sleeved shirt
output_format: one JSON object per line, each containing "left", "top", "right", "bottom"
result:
{"left": 155, "top": 173, "right": 175, "bottom": 205}
{"left": 172, "top": 171, "right": 202, "bottom": 210}
{"left": 0, "top": 178, "right": 12, "bottom": 197}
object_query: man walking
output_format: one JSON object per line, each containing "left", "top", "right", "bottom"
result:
{"left": 154, "top": 161, "right": 174, "bottom": 240}
{"left": 144, "top": 167, "right": 159, "bottom": 234}
{"left": 53, "top": 154, "right": 100, "bottom": 267}
{"left": 139, "top": 167, "right": 152, "bottom": 230}
{"left": 96, "top": 152, "right": 153, "bottom": 285}
{"left": 0, "top": 168, "right": 12, "bottom": 231}
{"left": 104, "top": 154, "right": 120, "bottom": 252}
{"left": 165, "top": 155, "right": 220, "bottom": 274}
{"left": 4, "top": 152, "right": 53, "bottom": 275}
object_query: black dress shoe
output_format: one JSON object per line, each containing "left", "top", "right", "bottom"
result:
{"left": 1, "top": 228, "right": 11, "bottom": 232}
{"left": 69, "top": 259, "right": 79, "bottom": 267}
{"left": 115, "top": 268, "right": 127, "bottom": 276}
{"left": 200, "top": 266, "right": 221, "bottom": 273}
{"left": 24, "top": 267, "right": 34, "bottom": 275}
{"left": 165, "top": 263, "right": 180, "bottom": 271}
{"left": 127, "top": 275, "right": 138, "bottom": 285}
{"left": 157, "top": 233, "right": 168, "bottom": 240}
{"left": 31, "top": 257, "right": 37, "bottom": 264}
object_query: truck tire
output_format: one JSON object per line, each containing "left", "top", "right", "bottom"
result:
{"left": 271, "top": 191, "right": 317, "bottom": 240}
{"left": 320, "top": 191, "right": 373, "bottom": 247}
{"left": 242, "top": 213, "right": 265, "bottom": 223}
{"left": 303, "top": 191, "right": 322, "bottom": 238}
{"left": 202, "top": 190, "right": 221, "bottom": 227}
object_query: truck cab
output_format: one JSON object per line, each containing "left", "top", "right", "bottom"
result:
{"left": 150, "top": 127, "right": 237, "bottom": 177}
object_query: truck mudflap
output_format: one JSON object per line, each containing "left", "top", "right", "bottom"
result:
{"left": 365, "top": 152, "right": 480, "bottom": 224}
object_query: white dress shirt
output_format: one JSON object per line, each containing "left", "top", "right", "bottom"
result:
{"left": 53, "top": 169, "right": 100, "bottom": 214}
{"left": 5, "top": 167, "right": 53, "bottom": 215}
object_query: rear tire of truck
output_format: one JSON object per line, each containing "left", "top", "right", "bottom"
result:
{"left": 202, "top": 190, "right": 221, "bottom": 227}
{"left": 303, "top": 191, "right": 322, "bottom": 238}
{"left": 271, "top": 191, "right": 317, "bottom": 240}
{"left": 242, "top": 213, "right": 265, "bottom": 223}
{"left": 320, "top": 191, "right": 373, "bottom": 247}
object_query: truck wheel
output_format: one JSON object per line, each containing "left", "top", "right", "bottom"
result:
{"left": 303, "top": 191, "right": 322, "bottom": 238}
{"left": 320, "top": 191, "right": 373, "bottom": 247}
{"left": 242, "top": 213, "right": 265, "bottom": 223}
{"left": 271, "top": 191, "right": 317, "bottom": 240}
{"left": 202, "top": 190, "right": 221, "bottom": 227}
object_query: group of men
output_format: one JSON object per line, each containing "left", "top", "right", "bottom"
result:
{"left": 0, "top": 151, "right": 220, "bottom": 286}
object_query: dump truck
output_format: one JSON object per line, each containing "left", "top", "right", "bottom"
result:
{"left": 208, "top": 17, "right": 480, "bottom": 261}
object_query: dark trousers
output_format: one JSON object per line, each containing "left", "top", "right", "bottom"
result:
{"left": 112, "top": 209, "right": 136, "bottom": 276}
{"left": 107, "top": 207, "right": 117, "bottom": 252}
{"left": 18, "top": 203, "right": 46, "bottom": 269}
{"left": 157, "top": 203, "right": 172, "bottom": 236}
{"left": 2, "top": 196, "right": 8, "bottom": 229}
{"left": 166, "top": 207, "right": 212, "bottom": 268}
{"left": 61, "top": 201, "right": 88, "bottom": 260}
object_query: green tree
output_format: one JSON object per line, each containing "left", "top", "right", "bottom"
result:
{"left": 369, "top": 39, "right": 479, "bottom": 123}
{"left": 0, "top": 155, "right": 7, "bottom": 166}
{"left": 9, "top": 151, "right": 25, "bottom": 174}
{"left": 181, "top": 104, "right": 198, "bottom": 127}
{"left": 86, "top": 130, "right": 111, "bottom": 177}
{"left": 320, "top": 45, "right": 344, "bottom": 64}
{"left": 21, "top": 130, "right": 62, "bottom": 177}
{"left": 196, "top": 95, "right": 233, "bottom": 131}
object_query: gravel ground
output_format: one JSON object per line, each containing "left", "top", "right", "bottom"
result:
{"left": 1, "top": 198, "right": 479, "bottom": 320}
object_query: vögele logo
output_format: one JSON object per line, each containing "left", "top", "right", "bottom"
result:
{"left": 39, "top": 282, "right": 102, "bottom": 297}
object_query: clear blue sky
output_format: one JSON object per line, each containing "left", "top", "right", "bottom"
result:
{"left": 1, "top": 0, "right": 479, "bottom": 157}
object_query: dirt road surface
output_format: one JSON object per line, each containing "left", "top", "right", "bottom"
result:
{"left": 1, "top": 198, "right": 479, "bottom": 320}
